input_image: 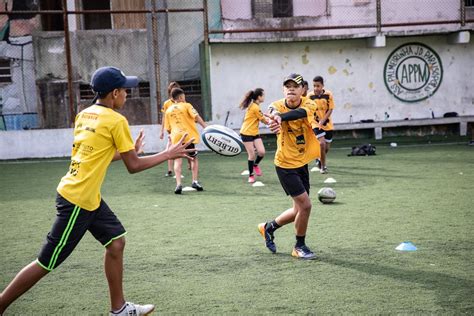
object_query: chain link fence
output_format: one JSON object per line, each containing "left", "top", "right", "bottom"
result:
{"left": 0, "top": 0, "right": 206, "bottom": 130}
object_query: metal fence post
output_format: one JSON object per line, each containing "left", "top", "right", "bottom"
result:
{"left": 62, "top": 0, "right": 75, "bottom": 126}
{"left": 376, "top": 0, "right": 381, "bottom": 33}
{"left": 201, "top": 0, "right": 212, "bottom": 121}
{"left": 146, "top": 0, "right": 160, "bottom": 124}
{"left": 151, "top": 0, "right": 162, "bottom": 124}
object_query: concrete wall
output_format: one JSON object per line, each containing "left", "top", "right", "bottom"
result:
{"left": 33, "top": 30, "right": 151, "bottom": 83}
{"left": 208, "top": 34, "right": 473, "bottom": 128}
{"left": 0, "top": 124, "right": 208, "bottom": 159}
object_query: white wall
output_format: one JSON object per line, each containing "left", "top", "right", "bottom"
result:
{"left": 0, "top": 125, "right": 208, "bottom": 160}
{"left": 208, "top": 34, "right": 473, "bottom": 127}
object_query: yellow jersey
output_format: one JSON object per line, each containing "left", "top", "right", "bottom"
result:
{"left": 57, "top": 105, "right": 135, "bottom": 211}
{"left": 239, "top": 102, "right": 266, "bottom": 136}
{"left": 165, "top": 102, "right": 200, "bottom": 145}
{"left": 307, "top": 89, "right": 335, "bottom": 131}
{"left": 161, "top": 99, "right": 173, "bottom": 114}
{"left": 269, "top": 97, "right": 320, "bottom": 169}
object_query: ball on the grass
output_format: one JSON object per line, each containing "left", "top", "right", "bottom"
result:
{"left": 201, "top": 124, "right": 244, "bottom": 157}
{"left": 317, "top": 187, "right": 336, "bottom": 204}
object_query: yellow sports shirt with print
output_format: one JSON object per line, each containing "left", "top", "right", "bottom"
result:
{"left": 161, "top": 99, "right": 173, "bottom": 114}
{"left": 307, "top": 89, "right": 335, "bottom": 131}
{"left": 270, "top": 97, "right": 320, "bottom": 169}
{"left": 165, "top": 102, "right": 200, "bottom": 144}
{"left": 57, "top": 105, "right": 135, "bottom": 211}
{"left": 240, "top": 102, "right": 266, "bottom": 136}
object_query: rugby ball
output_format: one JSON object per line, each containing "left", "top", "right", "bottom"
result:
{"left": 317, "top": 187, "right": 336, "bottom": 204}
{"left": 201, "top": 124, "right": 244, "bottom": 156}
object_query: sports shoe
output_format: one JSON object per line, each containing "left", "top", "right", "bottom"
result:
{"left": 253, "top": 165, "right": 262, "bottom": 176}
{"left": 192, "top": 181, "right": 204, "bottom": 191}
{"left": 165, "top": 171, "right": 173, "bottom": 177}
{"left": 248, "top": 175, "right": 256, "bottom": 183}
{"left": 319, "top": 167, "right": 328, "bottom": 174}
{"left": 292, "top": 245, "right": 317, "bottom": 260}
{"left": 315, "top": 159, "right": 321, "bottom": 169}
{"left": 174, "top": 185, "right": 182, "bottom": 194}
{"left": 110, "top": 302, "right": 155, "bottom": 316}
{"left": 258, "top": 223, "right": 276, "bottom": 253}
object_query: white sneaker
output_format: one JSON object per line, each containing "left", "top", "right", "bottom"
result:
{"left": 110, "top": 302, "right": 155, "bottom": 316}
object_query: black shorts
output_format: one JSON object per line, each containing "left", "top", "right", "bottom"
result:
{"left": 275, "top": 165, "right": 310, "bottom": 197}
{"left": 37, "top": 194, "right": 126, "bottom": 271}
{"left": 324, "top": 130, "right": 333, "bottom": 142}
{"left": 312, "top": 128, "right": 333, "bottom": 142}
{"left": 187, "top": 143, "right": 198, "bottom": 157}
{"left": 240, "top": 134, "right": 261, "bottom": 142}
{"left": 312, "top": 128, "right": 326, "bottom": 139}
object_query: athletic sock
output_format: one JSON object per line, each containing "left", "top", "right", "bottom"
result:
{"left": 254, "top": 155, "right": 264, "bottom": 165}
{"left": 111, "top": 302, "right": 127, "bottom": 314}
{"left": 265, "top": 220, "right": 280, "bottom": 233}
{"left": 248, "top": 160, "right": 254, "bottom": 175}
{"left": 295, "top": 235, "right": 306, "bottom": 248}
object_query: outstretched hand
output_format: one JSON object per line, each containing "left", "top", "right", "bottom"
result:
{"left": 167, "top": 133, "right": 196, "bottom": 160}
{"left": 135, "top": 129, "right": 146, "bottom": 154}
{"left": 264, "top": 113, "right": 282, "bottom": 134}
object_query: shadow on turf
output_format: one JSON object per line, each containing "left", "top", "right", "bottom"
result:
{"left": 322, "top": 253, "right": 474, "bottom": 312}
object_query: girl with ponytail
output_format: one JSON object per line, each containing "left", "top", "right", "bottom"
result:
{"left": 239, "top": 88, "right": 268, "bottom": 183}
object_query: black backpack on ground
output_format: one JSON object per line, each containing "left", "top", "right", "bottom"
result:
{"left": 348, "top": 144, "right": 376, "bottom": 156}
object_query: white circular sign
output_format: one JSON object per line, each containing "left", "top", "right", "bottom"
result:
{"left": 384, "top": 43, "right": 443, "bottom": 102}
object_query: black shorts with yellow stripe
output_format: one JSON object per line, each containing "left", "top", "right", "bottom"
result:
{"left": 36, "top": 194, "right": 126, "bottom": 271}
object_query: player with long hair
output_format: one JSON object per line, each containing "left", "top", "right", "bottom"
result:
{"left": 160, "top": 82, "right": 181, "bottom": 177}
{"left": 239, "top": 88, "right": 268, "bottom": 183}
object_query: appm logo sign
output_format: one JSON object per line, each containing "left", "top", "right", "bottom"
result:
{"left": 384, "top": 43, "right": 443, "bottom": 103}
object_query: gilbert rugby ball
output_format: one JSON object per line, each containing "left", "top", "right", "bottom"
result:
{"left": 201, "top": 124, "right": 244, "bottom": 156}
{"left": 317, "top": 187, "right": 336, "bottom": 204}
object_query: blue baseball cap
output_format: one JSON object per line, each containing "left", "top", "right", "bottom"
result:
{"left": 283, "top": 73, "right": 304, "bottom": 86}
{"left": 91, "top": 66, "right": 138, "bottom": 93}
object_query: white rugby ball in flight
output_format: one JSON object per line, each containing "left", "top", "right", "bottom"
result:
{"left": 201, "top": 124, "right": 244, "bottom": 156}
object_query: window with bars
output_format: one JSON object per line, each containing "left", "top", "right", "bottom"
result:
{"left": 273, "top": 0, "right": 293, "bottom": 18}
{"left": 466, "top": 0, "right": 474, "bottom": 7}
{"left": 0, "top": 59, "right": 12, "bottom": 84}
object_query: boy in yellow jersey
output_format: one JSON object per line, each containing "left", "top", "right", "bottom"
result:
{"left": 160, "top": 82, "right": 180, "bottom": 177}
{"left": 165, "top": 88, "right": 207, "bottom": 194}
{"left": 239, "top": 88, "right": 268, "bottom": 183}
{"left": 302, "top": 80, "right": 309, "bottom": 97}
{"left": 307, "top": 76, "right": 335, "bottom": 174}
{"left": 0, "top": 67, "right": 194, "bottom": 316}
{"left": 258, "top": 73, "right": 320, "bottom": 260}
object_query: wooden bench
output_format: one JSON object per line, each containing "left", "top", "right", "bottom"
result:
{"left": 257, "top": 116, "right": 474, "bottom": 140}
